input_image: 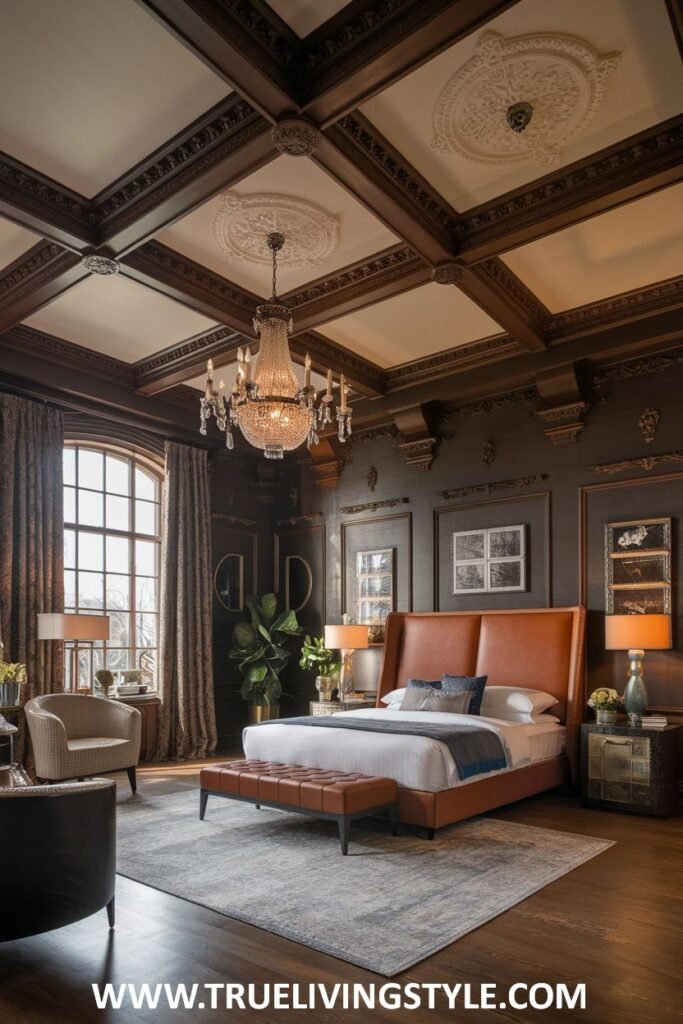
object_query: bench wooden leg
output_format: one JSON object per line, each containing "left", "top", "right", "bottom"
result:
{"left": 426, "top": 827, "right": 435, "bottom": 840}
{"left": 199, "top": 789, "right": 209, "bottom": 820}
{"left": 338, "top": 816, "right": 350, "bottom": 855}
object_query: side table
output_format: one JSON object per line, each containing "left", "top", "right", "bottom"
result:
{"left": 581, "top": 722, "right": 679, "bottom": 817}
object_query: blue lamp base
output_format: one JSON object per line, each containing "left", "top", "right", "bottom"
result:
{"left": 624, "top": 648, "right": 648, "bottom": 727}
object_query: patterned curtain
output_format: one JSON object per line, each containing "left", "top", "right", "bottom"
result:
{"left": 0, "top": 394, "right": 64, "bottom": 759}
{"left": 156, "top": 442, "right": 217, "bottom": 760}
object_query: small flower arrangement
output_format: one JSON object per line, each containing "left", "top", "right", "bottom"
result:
{"left": 588, "top": 687, "right": 624, "bottom": 712}
{"left": 0, "top": 661, "right": 27, "bottom": 684}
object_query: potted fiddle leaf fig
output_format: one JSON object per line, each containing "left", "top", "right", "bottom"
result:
{"left": 299, "top": 635, "right": 341, "bottom": 702}
{"left": 230, "top": 594, "right": 303, "bottom": 723}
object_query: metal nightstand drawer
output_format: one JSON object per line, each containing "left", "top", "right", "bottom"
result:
{"left": 581, "top": 723, "right": 679, "bottom": 817}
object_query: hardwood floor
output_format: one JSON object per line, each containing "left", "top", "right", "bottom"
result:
{"left": 1, "top": 762, "right": 681, "bottom": 1024}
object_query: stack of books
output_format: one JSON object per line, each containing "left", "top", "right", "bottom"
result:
{"left": 641, "top": 714, "right": 668, "bottom": 729}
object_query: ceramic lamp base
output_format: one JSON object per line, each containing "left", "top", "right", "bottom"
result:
{"left": 623, "top": 648, "right": 648, "bottom": 728}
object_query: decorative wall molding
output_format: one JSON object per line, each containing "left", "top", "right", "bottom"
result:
{"left": 550, "top": 274, "right": 683, "bottom": 342}
{"left": 638, "top": 408, "right": 660, "bottom": 444}
{"left": 367, "top": 465, "right": 378, "bottom": 491}
{"left": 534, "top": 402, "right": 589, "bottom": 445}
{"left": 211, "top": 513, "right": 257, "bottom": 527}
{"left": 348, "top": 424, "right": 402, "bottom": 445}
{"left": 482, "top": 440, "right": 496, "bottom": 469}
{"left": 275, "top": 512, "right": 323, "bottom": 527}
{"left": 432, "top": 31, "right": 620, "bottom": 168}
{"left": 593, "top": 451, "right": 683, "bottom": 476}
{"left": 395, "top": 436, "right": 438, "bottom": 471}
{"left": 592, "top": 344, "right": 683, "bottom": 392}
{"left": 386, "top": 335, "right": 521, "bottom": 390}
{"left": 437, "top": 474, "right": 548, "bottom": 500}
{"left": 340, "top": 497, "right": 410, "bottom": 515}
{"left": 213, "top": 191, "right": 340, "bottom": 269}
{"left": 441, "top": 387, "right": 539, "bottom": 423}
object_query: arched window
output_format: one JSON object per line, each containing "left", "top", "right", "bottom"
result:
{"left": 63, "top": 443, "right": 162, "bottom": 690}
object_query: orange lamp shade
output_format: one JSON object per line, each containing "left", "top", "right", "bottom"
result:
{"left": 605, "top": 614, "right": 671, "bottom": 651}
{"left": 324, "top": 624, "right": 369, "bottom": 651}
{"left": 38, "top": 613, "right": 110, "bottom": 642}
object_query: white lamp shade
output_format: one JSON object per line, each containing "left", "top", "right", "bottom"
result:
{"left": 605, "top": 614, "right": 671, "bottom": 651}
{"left": 324, "top": 624, "right": 369, "bottom": 650}
{"left": 38, "top": 613, "right": 110, "bottom": 642}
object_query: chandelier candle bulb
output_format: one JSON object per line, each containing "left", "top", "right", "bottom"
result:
{"left": 244, "top": 347, "right": 252, "bottom": 382}
{"left": 305, "top": 354, "right": 311, "bottom": 389}
{"left": 326, "top": 368, "right": 332, "bottom": 398}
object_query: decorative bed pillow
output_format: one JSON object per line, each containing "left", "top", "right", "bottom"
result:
{"left": 441, "top": 674, "right": 488, "bottom": 716}
{"left": 399, "top": 683, "right": 473, "bottom": 714}
{"left": 480, "top": 686, "right": 559, "bottom": 719}
{"left": 381, "top": 687, "right": 407, "bottom": 707}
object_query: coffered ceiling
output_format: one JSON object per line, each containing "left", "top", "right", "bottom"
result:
{"left": 0, "top": 0, "right": 681, "bottom": 441}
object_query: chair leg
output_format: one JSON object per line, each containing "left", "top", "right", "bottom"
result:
{"left": 199, "top": 789, "right": 209, "bottom": 820}
{"left": 106, "top": 896, "right": 115, "bottom": 929}
{"left": 126, "top": 766, "right": 137, "bottom": 794}
{"left": 338, "top": 816, "right": 350, "bottom": 855}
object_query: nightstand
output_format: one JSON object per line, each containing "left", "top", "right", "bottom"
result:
{"left": 309, "top": 699, "right": 375, "bottom": 717}
{"left": 581, "top": 723, "right": 679, "bottom": 817}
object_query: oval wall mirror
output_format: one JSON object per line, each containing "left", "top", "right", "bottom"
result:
{"left": 285, "top": 555, "right": 313, "bottom": 612}
{"left": 214, "top": 553, "right": 244, "bottom": 611}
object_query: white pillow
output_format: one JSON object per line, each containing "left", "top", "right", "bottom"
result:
{"left": 480, "top": 686, "right": 559, "bottom": 718}
{"left": 381, "top": 687, "right": 406, "bottom": 706}
{"left": 485, "top": 711, "right": 561, "bottom": 725}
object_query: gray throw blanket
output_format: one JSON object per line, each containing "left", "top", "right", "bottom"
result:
{"left": 267, "top": 716, "right": 508, "bottom": 782}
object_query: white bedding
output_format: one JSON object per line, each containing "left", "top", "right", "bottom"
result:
{"left": 243, "top": 708, "right": 566, "bottom": 793}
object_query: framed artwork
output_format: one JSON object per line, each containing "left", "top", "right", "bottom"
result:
{"left": 605, "top": 517, "right": 671, "bottom": 614}
{"left": 453, "top": 525, "right": 526, "bottom": 595}
{"left": 356, "top": 549, "right": 394, "bottom": 627}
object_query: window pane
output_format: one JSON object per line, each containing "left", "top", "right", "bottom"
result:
{"left": 78, "top": 448, "right": 103, "bottom": 491}
{"left": 109, "top": 610, "right": 130, "bottom": 648}
{"left": 135, "top": 540, "right": 156, "bottom": 576}
{"left": 106, "top": 536, "right": 130, "bottom": 573}
{"left": 78, "top": 571, "right": 104, "bottom": 610}
{"left": 135, "top": 499, "right": 157, "bottom": 536}
{"left": 78, "top": 531, "right": 103, "bottom": 572}
{"left": 64, "top": 486, "right": 76, "bottom": 523}
{"left": 106, "top": 494, "right": 130, "bottom": 532}
{"left": 135, "top": 466, "right": 157, "bottom": 501}
{"left": 63, "top": 447, "right": 76, "bottom": 486}
{"left": 136, "top": 613, "right": 157, "bottom": 648}
{"left": 106, "top": 648, "right": 129, "bottom": 673}
{"left": 106, "top": 454, "right": 130, "bottom": 496}
{"left": 64, "top": 529, "right": 76, "bottom": 569}
{"left": 65, "top": 569, "right": 76, "bottom": 608}
{"left": 78, "top": 489, "right": 103, "bottom": 528}
{"left": 135, "top": 576, "right": 157, "bottom": 612}
{"left": 106, "top": 573, "right": 130, "bottom": 610}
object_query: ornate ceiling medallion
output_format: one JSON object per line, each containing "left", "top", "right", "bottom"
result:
{"left": 271, "top": 118, "right": 322, "bottom": 157}
{"left": 81, "top": 254, "right": 120, "bottom": 275}
{"left": 431, "top": 31, "right": 620, "bottom": 168}
{"left": 213, "top": 192, "right": 340, "bottom": 269}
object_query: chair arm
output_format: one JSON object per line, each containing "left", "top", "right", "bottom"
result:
{"left": 101, "top": 699, "right": 142, "bottom": 740}
{"left": 25, "top": 705, "right": 69, "bottom": 752}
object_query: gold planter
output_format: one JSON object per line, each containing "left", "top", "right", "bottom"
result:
{"left": 248, "top": 704, "right": 280, "bottom": 724}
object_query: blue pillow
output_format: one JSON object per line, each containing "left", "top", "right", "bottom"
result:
{"left": 406, "top": 675, "right": 487, "bottom": 716}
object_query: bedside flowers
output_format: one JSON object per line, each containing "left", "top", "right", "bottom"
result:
{"left": 588, "top": 687, "right": 624, "bottom": 725}
{"left": 0, "top": 660, "right": 27, "bottom": 707}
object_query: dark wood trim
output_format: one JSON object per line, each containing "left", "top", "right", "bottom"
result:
{"left": 549, "top": 275, "right": 683, "bottom": 344}
{"left": 2, "top": 325, "right": 135, "bottom": 385}
{"left": 301, "top": 0, "right": 518, "bottom": 127}
{"left": 385, "top": 334, "right": 522, "bottom": 391}
{"left": 288, "top": 330, "right": 385, "bottom": 397}
{"left": 433, "top": 491, "right": 552, "bottom": 611}
{"left": 459, "top": 259, "right": 549, "bottom": 351}
{"left": 274, "top": 522, "right": 327, "bottom": 623}
{"left": 665, "top": 0, "right": 683, "bottom": 60}
{"left": 0, "top": 243, "right": 89, "bottom": 333}
{"left": 134, "top": 326, "right": 244, "bottom": 395}
{"left": 458, "top": 115, "right": 683, "bottom": 262}
{"left": 340, "top": 511, "right": 413, "bottom": 618}
{"left": 0, "top": 154, "right": 94, "bottom": 250}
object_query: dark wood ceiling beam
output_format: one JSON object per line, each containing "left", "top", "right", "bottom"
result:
{"left": 0, "top": 154, "right": 95, "bottom": 250}
{"left": 93, "top": 95, "right": 275, "bottom": 256}
{"left": 458, "top": 115, "right": 683, "bottom": 262}
{"left": 289, "top": 331, "right": 386, "bottom": 398}
{"left": 457, "top": 258, "right": 550, "bottom": 351}
{"left": 134, "top": 0, "right": 300, "bottom": 121}
{"left": 302, "top": 0, "right": 518, "bottom": 127}
{"left": 134, "top": 325, "right": 244, "bottom": 395}
{"left": 0, "top": 242, "right": 89, "bottom": 333}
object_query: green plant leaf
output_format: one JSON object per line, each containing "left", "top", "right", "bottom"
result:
{"left": 233, "top": 621, "right": 257, "bottom": 648}
{"left": 272, "top": 610, "right": 301, "bottom": 635}
{"left": 257, "top": 624, "right": 272, "bottom": 643}
{"left": 259, "top": 593, "right": 278, "bottom": 626}
{"left": 246, "top": 664, "right": 268, "bottom": 683}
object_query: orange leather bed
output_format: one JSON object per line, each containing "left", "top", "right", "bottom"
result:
{"left": 375, "top": 607, "right": 586, "bottom": 829}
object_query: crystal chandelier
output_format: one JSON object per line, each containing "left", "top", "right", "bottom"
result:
{"left": 200, "top": 231, "right": 351, "bottom": 459}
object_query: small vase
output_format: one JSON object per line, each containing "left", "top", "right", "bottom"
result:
{"left": 0, "top": 681, "right": 22, "bottom": 707}
{"left": 596, "top": 708, "right": 617, "bottom": 725}
{"left": 315, "top": 675, "right": 334, "bottom": 702}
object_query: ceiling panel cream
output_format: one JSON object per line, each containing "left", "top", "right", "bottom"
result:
{"left": 157, "top": 156, "right": 397, "bottom": 294}
{"left": 265, "top": 0, "right": 350, "bottom": 37}
{"left": 24, "top": 276, "right": 218, "bottom": 363}
{"left": 318, "top": 283, "right": 502, "bottom": 368}
{"left": 0, "top": 217, "right": 41, "bottom": 273}
{"left": 501, "top": 183, "right": 683, "bottom": 312}
{"left": 0, "top": 0, "right": 228, "bottom": 197}
{"left": 362, "top": 0, "right": 683, "bottom": 210}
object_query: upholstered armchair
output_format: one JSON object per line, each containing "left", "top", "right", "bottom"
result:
{"left": 25, "top": 694, "right": 141, "bottom": 792}
{"left": 0, "top": 779, "right": 115, "bottom": 941}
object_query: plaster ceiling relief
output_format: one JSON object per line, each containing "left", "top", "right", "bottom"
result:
{"left": 213, "top": 192, "right": 340, "bottom": 270}
{"left": 432, "top": 31, "right": 621, "bottom": 169}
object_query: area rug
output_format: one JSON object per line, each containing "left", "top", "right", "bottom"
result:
{"left": 116, "top": 788, "right": 613, "bottom": 976}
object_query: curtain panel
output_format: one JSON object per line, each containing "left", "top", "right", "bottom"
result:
{"left": 156, "top": 442, "right": 217, "bottom": 760}
{"left": 0, "top": 394, "right": 64, "bottom": 712}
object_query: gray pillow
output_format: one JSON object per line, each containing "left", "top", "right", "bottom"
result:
{"left": 441, "top": 673, "right": 488, "bottom": 715}
{"left": 399, "top": 685, "right": 473, "bottom": 714}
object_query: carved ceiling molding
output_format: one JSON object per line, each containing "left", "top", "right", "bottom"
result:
{"left": 327, "top": 114, "right": 459, "bottom": 248}
{"left": 432, "top": 31, "right": 620, "bottom": 169}
{"left": 95, "top": 96, "right": 268, "bottom": 231}
{"left": 340, "top": 497, "right": 410, "bottom": 515}
{"left": 441, "top": 387, "right": 539, "bottom": 424}
{"left": 385, "top": 335, "right": 521, "bottom": 391}
{"left": 0, "top": 243, "right": 78, "bottom": 306}
{"left": 213, "top": 191, "right": 340, "bottom": 269}
{"left": 458, "top": 115, "right": 683, "bottom": 256}
{"left": 472, "top": 257, "right": 551, "bottom": 335}
{"left": 2, "top": 325, "right": 135, "bottom": 386}
{"left": 348, "top": 424, "right": 402, "bottom": 446}
{"left": 0, "top": 154, "right": 94, "bottom": 242}
{"left": 437, "top": 474, "right": 548, "bottom": 500}
{"left": 134, "top": 327, "right": 243, "bottom": 377}
{"left": 593, "top": 451, "right": 683, "bottom": 476}
{"left": 549, "top": 275, "right": 683, "bottom": 342}
{"left": 591, "top": 344, "right": 683, "bottom": 393}
{"left": 289, "top": 331, "right": 386, "bottom": 394}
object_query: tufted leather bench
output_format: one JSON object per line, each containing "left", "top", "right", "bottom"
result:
{"left": 199, "top": 759, "right": 399, "bottom": 854}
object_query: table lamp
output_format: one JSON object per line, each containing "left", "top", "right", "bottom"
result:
{"left": 324, "top": 624, "right": 369, "bottom": 700}
{"left": 38, "top": 613, "right": 110, "bottom": 693}
{"left": 605, "top": 614, "right": 671, "bottom": 726}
